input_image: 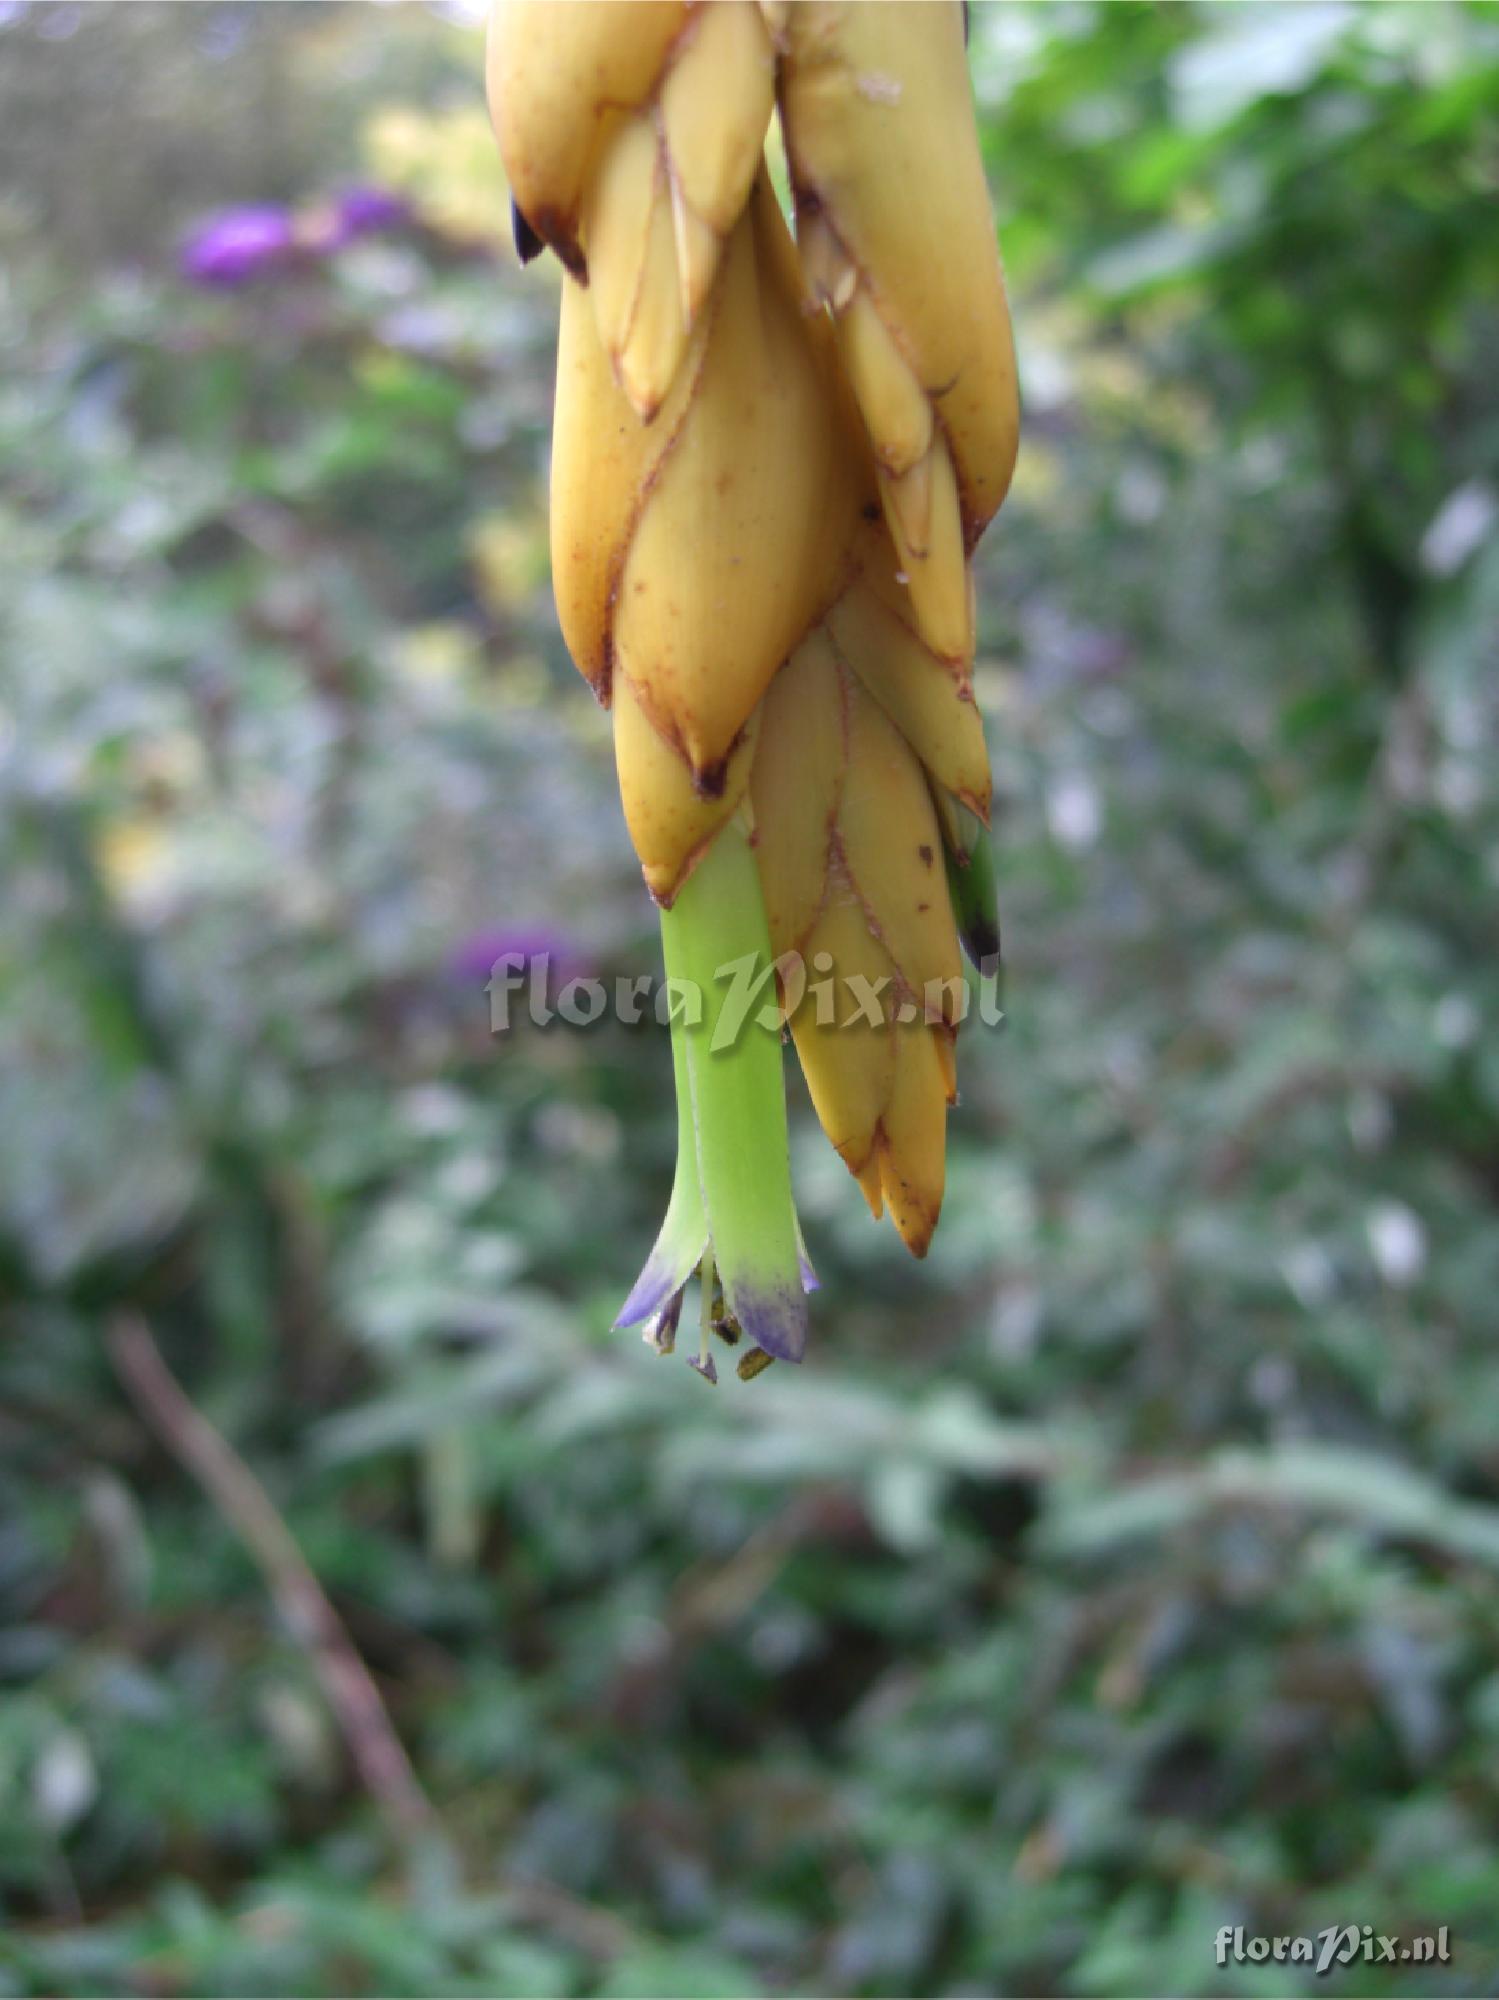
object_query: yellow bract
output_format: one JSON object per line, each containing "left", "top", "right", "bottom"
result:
{"left": 486, "top": 0, "right": 688, "bottom": 273}
{"left": 490, "top": 0, "right": 776, "bottom": 417}
{"left": 826, "top": 555, "right": 991, "bottom": 820}
{"left": 553, "top": 175, "right": 862, "bottom": 800}
{"left": 749, "top": 620, "right": 964, "bottom": 1255}
{"left": 613, "top": 674, "right": 760, "bottom": 908}
{"left": 778, "top": 0, "right": 1020, "bottom": 657}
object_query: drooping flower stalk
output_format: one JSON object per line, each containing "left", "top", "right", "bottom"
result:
{"left": 486, "top": 0, "right": 1017, "bottom": 1376}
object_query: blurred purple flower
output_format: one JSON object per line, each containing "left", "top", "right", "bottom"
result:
{"left": 336, "top": 185, "right": 410, "bottom": 238}
{"left": 180, "top": 205, "right": 294, "bottom": 287}
{"left": 450, "top": 923, "right": 591, "bottom": 994}
{"left": 181, "top": 187, "right": 405, "bottom": 287}
{"left": 297, "top": 185, "right": 412, "bottom": 257}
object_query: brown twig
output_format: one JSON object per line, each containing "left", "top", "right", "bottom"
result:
{"left": 107, "top": 1315, "right": 670, "bottom": 1966}
{"left": 107, "top": 1312, "right": 434, "bottom": 1848}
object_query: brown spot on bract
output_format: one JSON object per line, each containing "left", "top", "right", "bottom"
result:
{"left": 918, "top": 844, "right": 935, "bottom": 868}
{"left": 862, "top": 502, "right": 881, "bottom": 523}
{"left": 917, "top": 902, "right": 929, "bottom": 913}
{"left": 694, "top": 758, "right": 729, "bottom": 801}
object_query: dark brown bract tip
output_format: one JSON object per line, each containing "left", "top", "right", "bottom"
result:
{"left": 511, "top": 198, "right": 545, "bottom": 266}
{"left": 692, "top": 757, "right": 730, "bottom": 801}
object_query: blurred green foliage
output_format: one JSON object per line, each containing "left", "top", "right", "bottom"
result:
{"left": 2, "top": 3, "right": 1498, "bottom": 1994}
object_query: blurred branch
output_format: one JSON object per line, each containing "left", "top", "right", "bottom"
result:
{"left": 106, "top": 1315, "right": 651, "bottom": 1964}
{"left": 106, "top": 1312, "right": 436, "bottom": 1849}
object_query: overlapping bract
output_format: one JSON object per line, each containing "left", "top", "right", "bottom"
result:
{"left": 751, "top": 610, "right": 964, "bottom": 1253}
{"left": 489, "top": 0, "right": 777, "bottom": 417}
{"left": 488, "top": 0, "right": 1017, "bottom": 1265}
{"left": 778, "top": 0, "right": 1020, "bottom": 664}
{"left": 548, "top": 171, "right": 862, "bottom": 903}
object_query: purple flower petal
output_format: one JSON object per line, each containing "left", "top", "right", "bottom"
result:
{"left": 725, "top": 1274, "right": 807, "bottom": 1365}
{"left": 642, "top": 1287, "right": 685, "bottom": 1356}
{"left": 336, "top": 186, "right": 410, "bottom": 237}
{"left": 180, "top": 206, "right": 294, "bottom": 288}
{"left": 449, "top": 923, "right": 590, "bottom": 991}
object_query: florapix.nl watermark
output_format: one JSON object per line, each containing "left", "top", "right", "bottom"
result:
{"left": 486, "top": 949, "right": 1005, "bottom": 1048}
{"left": 1215, "top": 1924, "right": 1452, "bottom": 1977}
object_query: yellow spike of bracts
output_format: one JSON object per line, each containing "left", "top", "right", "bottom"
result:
{"left": 486, "top": 0, "right": 1016, "bottom": 1371}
